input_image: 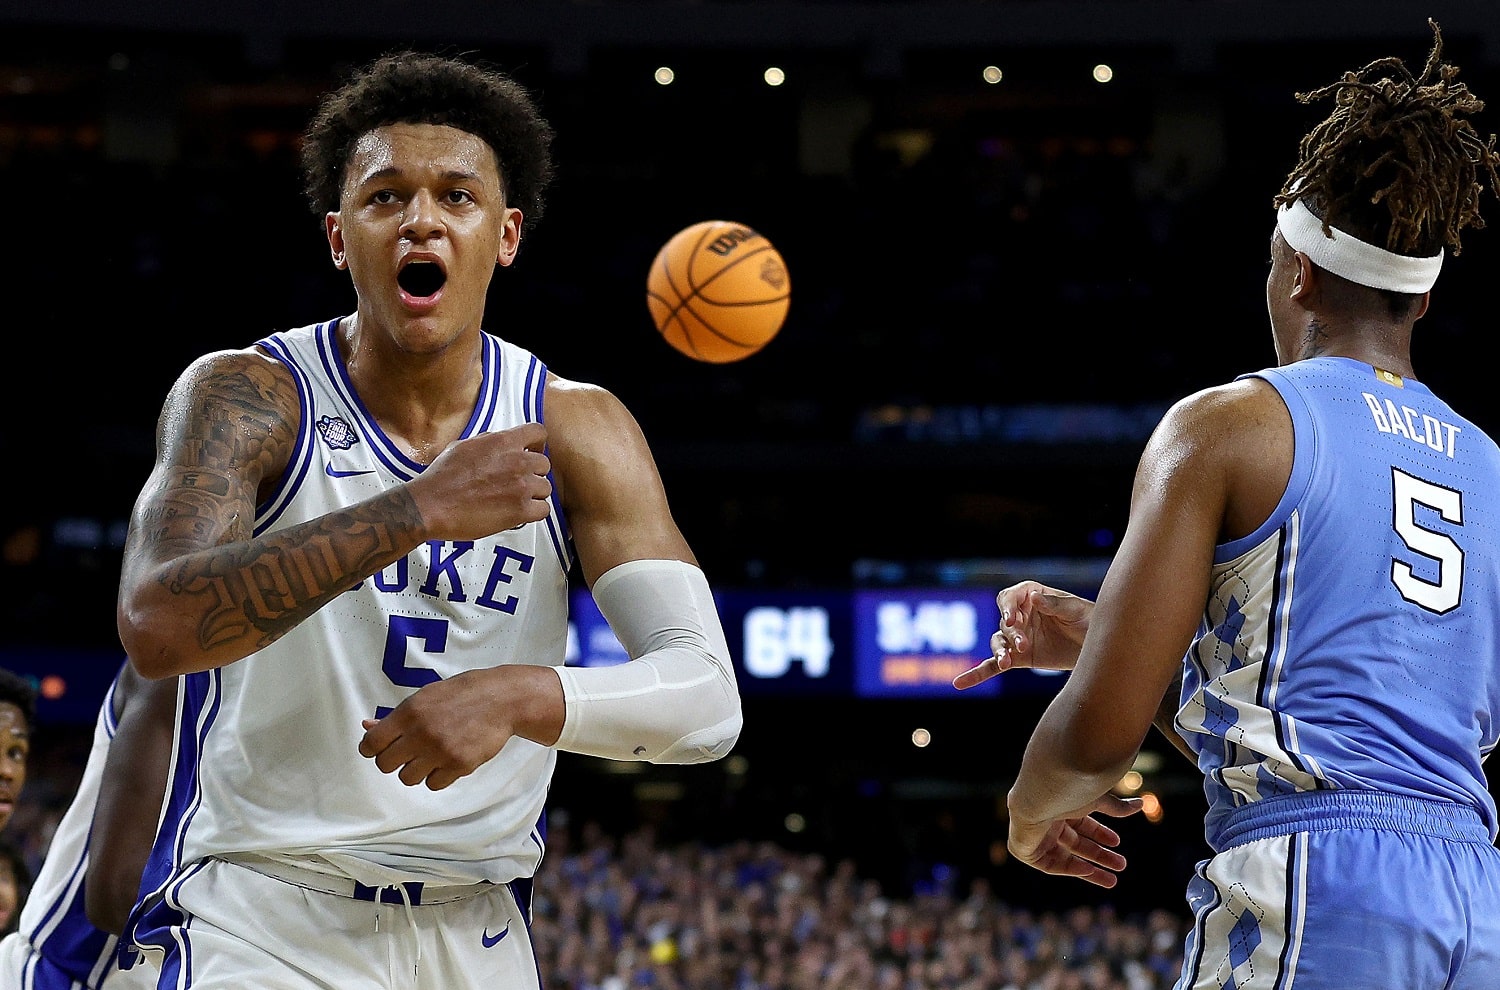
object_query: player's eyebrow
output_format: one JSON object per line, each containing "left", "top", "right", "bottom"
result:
{"left": 358, "top": 166, "right": 485, "bottom": 185}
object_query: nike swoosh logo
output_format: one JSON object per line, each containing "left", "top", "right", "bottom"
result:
{"left": 481, "top": 924, "right": 510, "bottom": 948}
{"left": 326, "top": 464, "right": 375, "bottom": 479}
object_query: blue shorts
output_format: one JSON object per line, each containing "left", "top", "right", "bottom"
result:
{"left": 1175, "top": 791, "right": 1500, "bottom": 989}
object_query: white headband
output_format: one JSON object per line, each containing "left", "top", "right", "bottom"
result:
{"left": 1276, "top": 197, "right": 1442, "bottom": 293}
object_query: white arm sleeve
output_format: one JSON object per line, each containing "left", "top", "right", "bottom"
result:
{"left": 553, "top": 559, "right": 743, "bottom": 764}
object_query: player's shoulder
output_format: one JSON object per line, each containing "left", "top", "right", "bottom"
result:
{"left": 1156, "top": 376, "right": 1286, "bottom": 449}
{"left": 541, "top": 372, "right": 659, "bottom": 492}
{"left": 542, "top": 371, "right": 634, "bottom": 430}
{"left": 162, "top": 346, "right": 301, "bottom": 430}
{"left": 177, "top": 344, "right": 296, "bottom": 391}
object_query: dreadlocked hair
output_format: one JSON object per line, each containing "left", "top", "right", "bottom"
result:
{"left": 1273, "top": 18, "right": 1499, "bottom": 258}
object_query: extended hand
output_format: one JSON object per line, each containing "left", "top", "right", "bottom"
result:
{"left": 1007, "top": 792, "right": 1143, "bottom": 889}
{"left": 953, "top": 580, "right": 1095, "bottom": 690}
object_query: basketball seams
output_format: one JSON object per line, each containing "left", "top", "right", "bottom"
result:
{"left": 646, "top": 220, "right": 789, "bottom": 362}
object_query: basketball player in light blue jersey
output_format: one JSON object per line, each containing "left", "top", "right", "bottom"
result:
{"left": 109, "top": 52, "right": 742, "bottom": 988}
{"left": 0, "top": 662, "right": 175, "bottom": 989}
{"left": 955, "top": 21, "right": 1500, "bottom": 989}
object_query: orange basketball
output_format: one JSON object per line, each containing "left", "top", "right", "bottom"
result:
{"left": 646, "top": 220, "right": 790, "bottom": 363}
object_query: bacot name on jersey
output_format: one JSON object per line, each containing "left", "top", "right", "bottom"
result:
{"left": 1362, "top": 392, "right": 1461, "bottom": 459}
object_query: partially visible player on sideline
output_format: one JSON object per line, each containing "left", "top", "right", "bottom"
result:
{"left": 0, "top": 667, "right": 34, "bottom": 940}
{"left": 957, "top": 21, "right": 1500, "bottom": 988}
{"left": 0, "top": 661, "right": 175, "bottom": 989}
{"left": 0, "top": 667, "right": 35, "bottom": 835}
{"left": 0, "top": 840, "right": 28, "bottom": 937}
{"left": 111, "top": 51, "right": 742, "bottom": 989}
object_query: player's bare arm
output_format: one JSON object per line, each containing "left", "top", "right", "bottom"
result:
{"left": 117, "top": 349, "right": 553, "bottom": 679}
{"left": 1151, "top": 668, "right": 1194, "bottom": 765}
{"left": 116, "top": 348, "right": 422, "bottom": 678}
{"left": 544, "top": 374, "right": 740, "bottom": 764}
{"left": 956, "top": 581, "right": 1198, "bottom": 763}
{"left": 1007, "top": 380, "right": 1288, "bottom": 882}
{"left": 544, "top": 373, "right": 698, "bottom": 584}
{"left": 85, "top": 666, "right": 178, "bottom": 934}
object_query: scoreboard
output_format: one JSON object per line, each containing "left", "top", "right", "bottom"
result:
{"left": 5, "top": 578, "right": 1094, "bottom": 723}
{"left": 567, "top": 585, "right": 1071, "bottom": 700}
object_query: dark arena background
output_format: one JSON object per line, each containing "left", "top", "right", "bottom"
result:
{"left": 2, "top": 2, "right": 1498, "bottom": 986}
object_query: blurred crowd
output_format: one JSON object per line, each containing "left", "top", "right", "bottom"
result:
{"left": 3, "top": 746, "right": 1189, "bottom": 988}
{"left": 531, "top": 818, "right": 1188, "bottom": 990}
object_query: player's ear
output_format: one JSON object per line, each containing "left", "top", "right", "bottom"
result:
{"left": 1411, "top": 291, "right": 1431, "bottom": 322}
{"left": 326, "top": 212, "right": 348, "bottom": 270}
{"left": 1290, "top": 251, "right": 1316, "bottom": 300}
{"left": 496, "top": 207, "right": 523, "bottom": 268}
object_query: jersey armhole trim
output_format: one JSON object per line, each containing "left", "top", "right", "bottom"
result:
{"left": 1215, "top": 369, "right": 1313, "bottom": 564}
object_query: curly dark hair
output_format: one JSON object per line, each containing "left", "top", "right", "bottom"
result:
{"left": 0, "top": 668, "right": 36, "bottom": 729}
{"left": 299, "top": 51, "right": 555, "bottom": 227}
{"left": 1274, "top": 18, "right": 1498, "bottom": 259}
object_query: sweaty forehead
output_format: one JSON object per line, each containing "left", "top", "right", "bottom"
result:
{"left": 345, "top": 122, "right": 501, "bottom": 187}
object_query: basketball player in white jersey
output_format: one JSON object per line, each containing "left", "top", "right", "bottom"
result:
{"left": 958, "top": 21, "right": 1500, "bottom": 989}
{"left": 109, "top": 52, "right": 743, "bottom": 988}
{"left": 0, "top": 661, "right": 175, "bottom": 989}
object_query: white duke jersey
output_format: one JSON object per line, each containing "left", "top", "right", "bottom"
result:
{"left": 3, "top": 664, "right": 137, "bottom": 989}
{"left": 142, "top": 318, "right": 573, "bottom": 892}
{"left": 1178, "top": 357, "right": 1500, "bottom": 850}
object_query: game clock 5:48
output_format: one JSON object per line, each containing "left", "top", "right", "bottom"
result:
{"left": 565, "top": 586, "right": 1071, "bottom": 700}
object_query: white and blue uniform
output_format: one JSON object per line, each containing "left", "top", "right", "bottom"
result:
{"left": 0, "top": 664, "right": 159, "bottom": 990}
{"left": 1175, "top": 357, "right": 1500, "bottom": 988}
{"left": 129, "top": 318, "right": 571, "bottom": 988}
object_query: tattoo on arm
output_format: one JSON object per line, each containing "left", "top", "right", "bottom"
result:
{"left": 133, "top": 353, "right": 425, "bottom": 656}
{"left": 174, "top": 493, "right": 423, "bottom": 651}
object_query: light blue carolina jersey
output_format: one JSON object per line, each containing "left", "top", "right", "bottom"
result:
{"left": 140, "top": 319, "right": 573, "bottom": 894}
{"left": 1179, "top": 357, "right": 1500, "bottom": 850}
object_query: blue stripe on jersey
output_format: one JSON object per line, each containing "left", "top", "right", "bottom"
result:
{"left": 131, "top": 670, "right": 220, "bottom": 967}
{"left": 317, "top": 321, "right": 426, "bottom": 478}
{"left": 470, "top": 333, "right": 502, "bottom": 436}
{"left": 522, "top": 354, "right": 572, "bottom": 573}
{"left": 140, "top": 858, "right": 210, "bottom": 990}
{"left": 1177, "top": 859, "right": 1221, "bottom": 989}
{"left": 101, "top": 676, "right": 121, "bottom": 735}
{"left": 1261, "top": 521, "right": 1319, "bottom": 786}
{"left": 254, "top": 329, "right": 318, "bottom": 535}
{"left": 25, "top": 845, "right": 119, "bottom": 990}
{"left": 1272, "top": 835, "right": 1304, "bottom": 989}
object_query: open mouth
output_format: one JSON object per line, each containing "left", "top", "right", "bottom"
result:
{"left": 397, "top": 260, "right": 447, "bottom": 299}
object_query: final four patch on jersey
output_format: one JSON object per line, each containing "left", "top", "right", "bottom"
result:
{"left": 316, "top": 415, "right": 361, "bottom": 450}
{"left": 1374, "top": 367, "right": 1405, "bottom": 388}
